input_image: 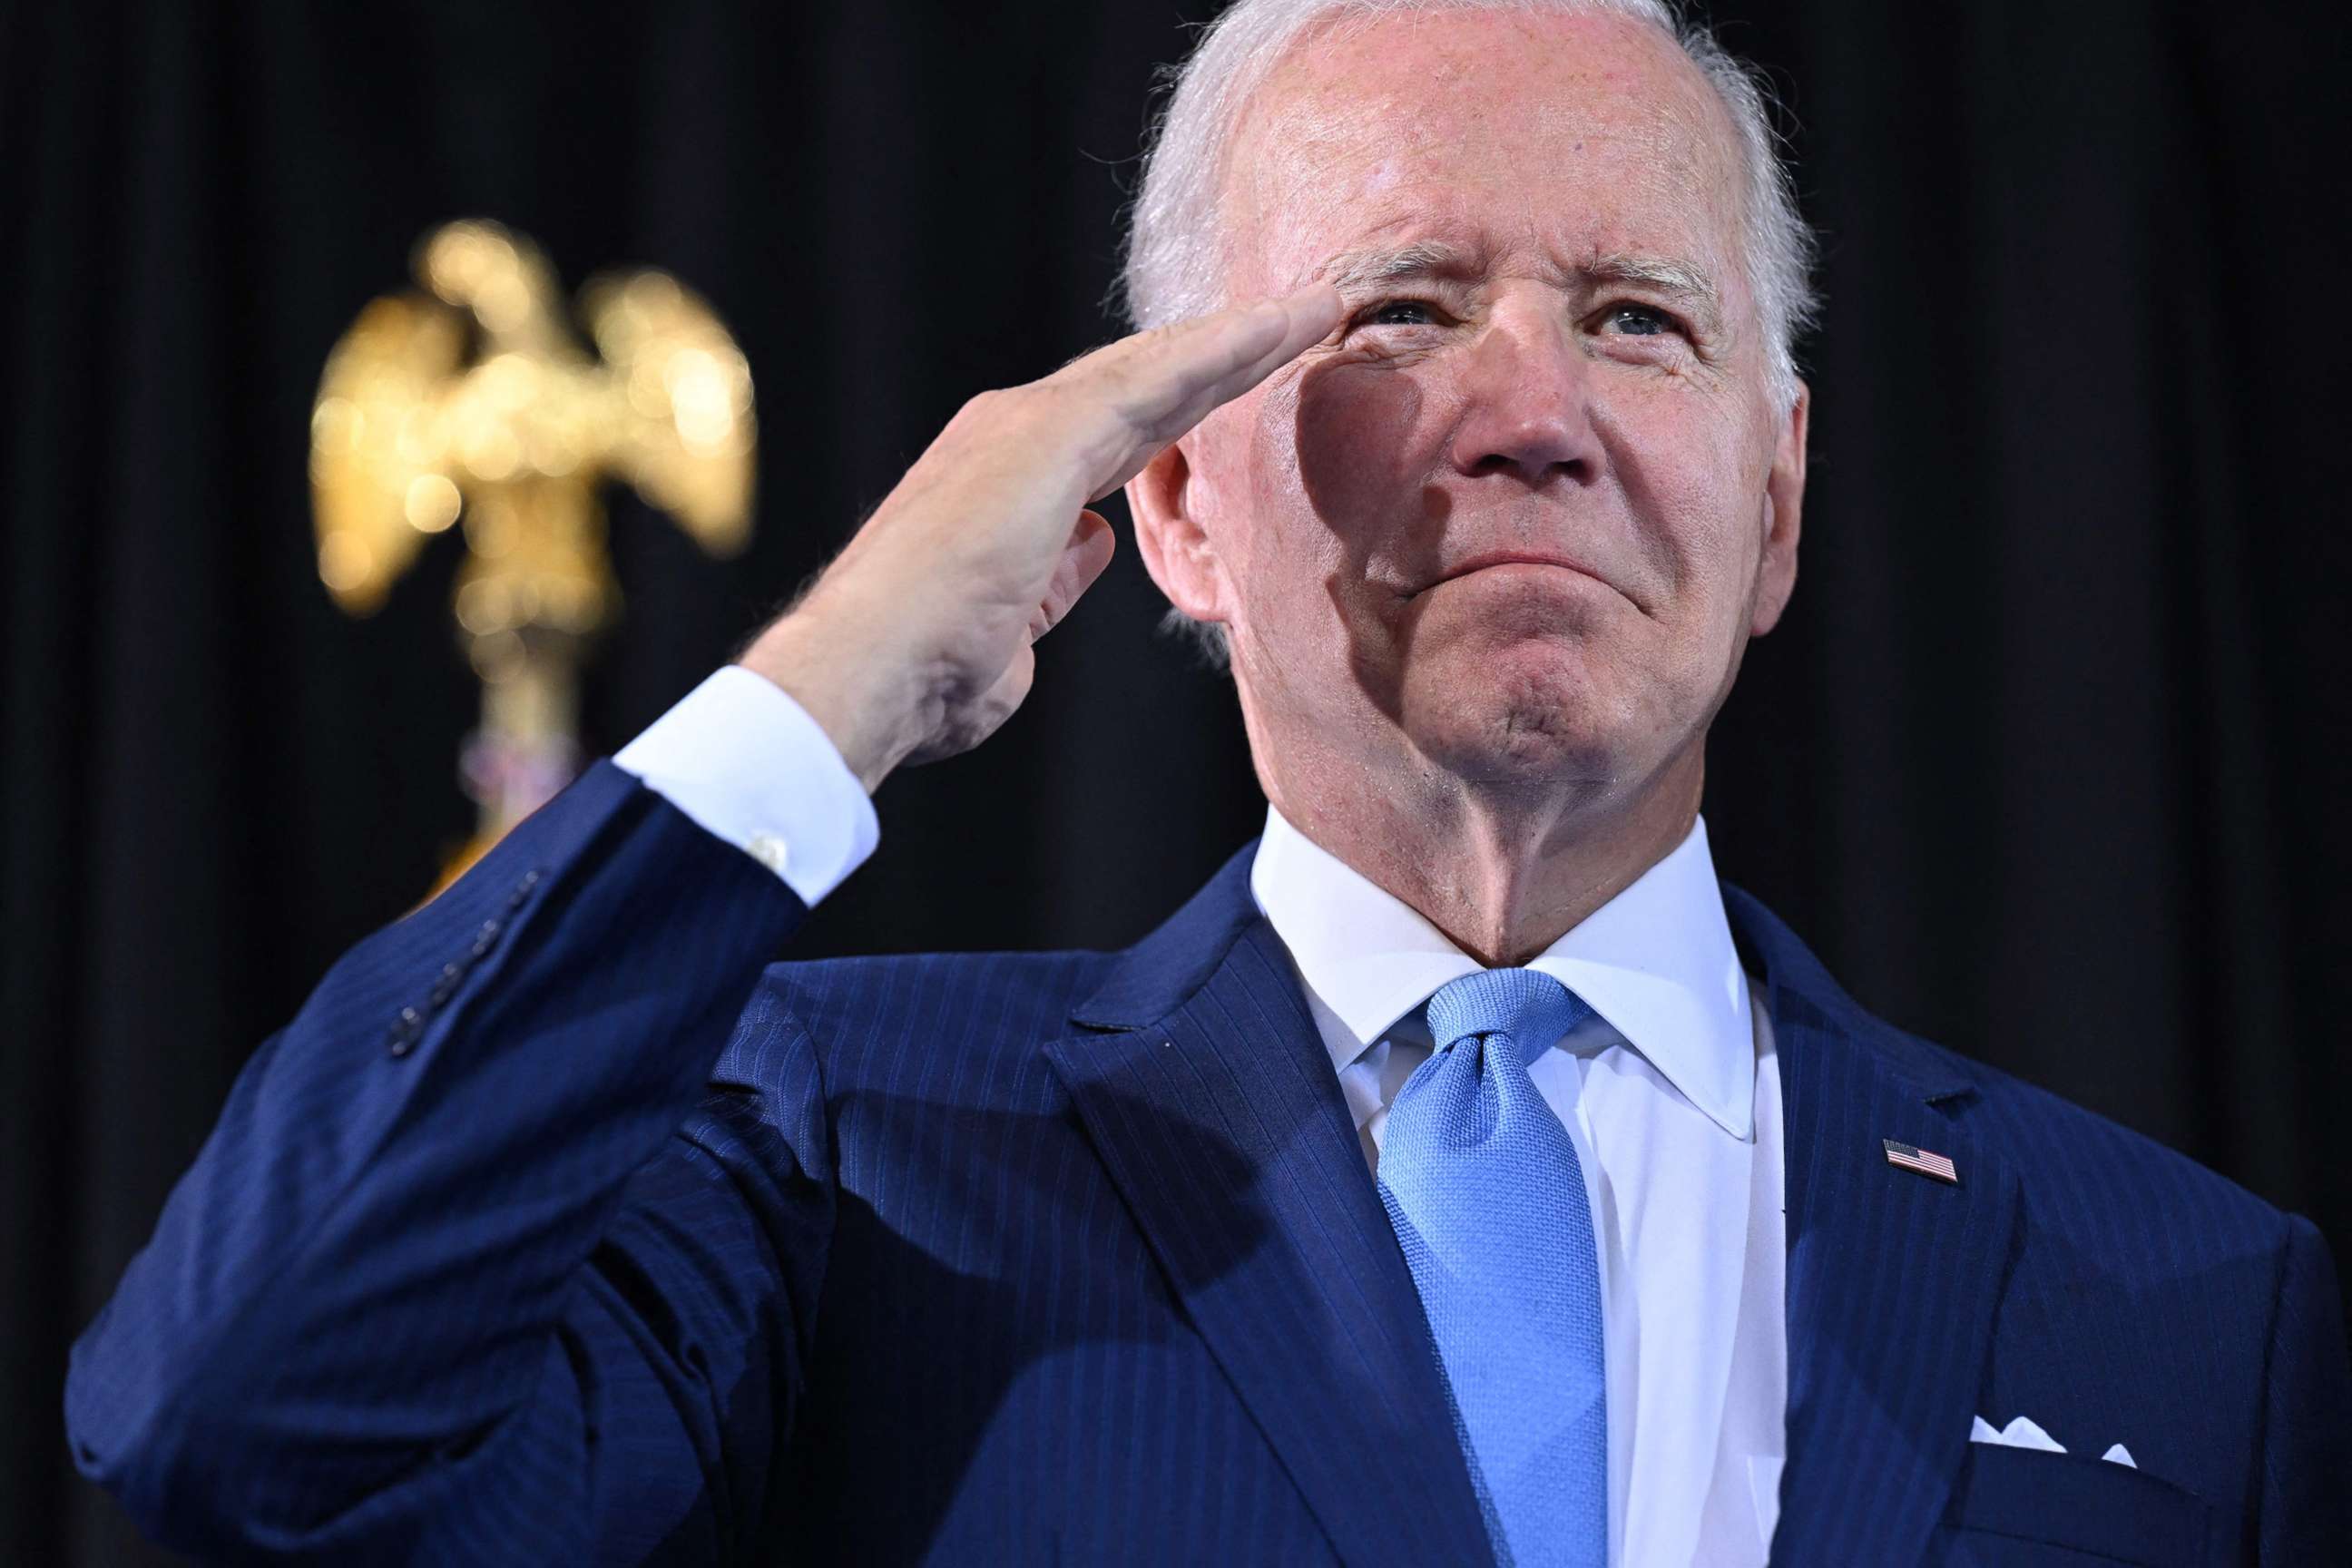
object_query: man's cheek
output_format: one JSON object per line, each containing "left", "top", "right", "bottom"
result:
{"left": 1292, "top": 358, "right": 1433, "bottom": 532}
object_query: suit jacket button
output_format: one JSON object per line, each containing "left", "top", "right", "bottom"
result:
{"left": 387, "top": 1006, "right": 424, "bottom": 1056}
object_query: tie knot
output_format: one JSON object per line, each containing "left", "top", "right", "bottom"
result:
{"left": 1424, "top": 967, "right": 1589, "bottom": 1067}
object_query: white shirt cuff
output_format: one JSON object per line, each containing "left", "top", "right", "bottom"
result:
{"left": 612, "top": 665, "right": 880, "bottom": 907}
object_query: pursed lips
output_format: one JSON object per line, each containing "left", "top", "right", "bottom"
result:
{"left": 1422, "top": 551, "right": 1615, "bottom": 595}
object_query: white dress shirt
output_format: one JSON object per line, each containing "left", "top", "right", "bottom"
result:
{"left": 614, "top": 668, "right": 1788, "bottom": 1565}
{"left": 612, "top": 666, "right": 878, "bottom": 908}
{"left": 1250, "top": 807, "right": 1787, "bottom": 1566}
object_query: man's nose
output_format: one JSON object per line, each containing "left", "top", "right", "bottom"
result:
{"left": 1445, "top": 310, "right": 1601, "bottom": 485}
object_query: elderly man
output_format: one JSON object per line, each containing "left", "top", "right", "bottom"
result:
{"left": 66, "top": 0, "right": 2347, "bottom": 1563}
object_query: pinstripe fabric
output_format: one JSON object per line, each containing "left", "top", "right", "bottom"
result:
{"left": 1732, "top": 883, "right": 2352, "bottom": 1568}
{"left": 1043, "top": 917, "right": 1489, "bottom": 1566}
{"left": 720, "top": 935, "right": 1341, "bottom": 1563}
{"left": 65, "top": 763, "right": 811, "bottom": 1562}
{"left": 66, "top": 772, "right": 2349, "bottom": 1565}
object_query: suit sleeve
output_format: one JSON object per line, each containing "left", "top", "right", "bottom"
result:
{"left": 64, "top": 759, "right": 835, "bottom": 1563}
{"left": 2255, "top": 1214, "right": 2352, "bottom": 1564}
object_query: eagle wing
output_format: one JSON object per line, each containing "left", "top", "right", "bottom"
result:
{"left": 579, "top": 270, "right": 754, "bottom": 558}
{"left": 310, "top": 294, "right": 468, "bottom": 615}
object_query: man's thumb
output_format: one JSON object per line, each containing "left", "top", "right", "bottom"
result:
{"left": 1031, "top": 510, "right": 1117, "bottom": 642}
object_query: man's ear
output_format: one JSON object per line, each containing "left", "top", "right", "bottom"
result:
{"left": 1124, "top": 436, "right": 1233, "bottom": 629}
{"left": 1749, "top": 379, "right": 1808, "bottom": 638}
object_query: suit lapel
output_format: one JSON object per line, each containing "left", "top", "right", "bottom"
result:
{"left": 1044, "top": 850, "right": 1491, "bottom": 1568}
{"left": 1044, "top": 858, "right": 2018, "bottom": 1566}
{"left": 1723, "top": 887, "right": 2022, "bottom": 1567}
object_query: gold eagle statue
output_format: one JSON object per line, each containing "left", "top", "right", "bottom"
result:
{"left": 309, "top": 219, "right": 755, "bottom": 878}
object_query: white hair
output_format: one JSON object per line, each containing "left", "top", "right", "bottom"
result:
{"left": 1116, "top": 0, "right": 1819, "bottom": 668}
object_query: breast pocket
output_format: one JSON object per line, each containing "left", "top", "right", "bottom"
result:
{"left": 1934, "top": 1444, "right": 2228, "bottom": 1568}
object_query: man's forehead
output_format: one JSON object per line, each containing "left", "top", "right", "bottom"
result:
{"left": 1238, "top": 163, "right": 1734, "bottom": 308}
{"left": 1234, "top": 12, "right": 1729, "bottom": 160}
{"left": 1221, "top": 9, "right": 1741, "bottom": 281}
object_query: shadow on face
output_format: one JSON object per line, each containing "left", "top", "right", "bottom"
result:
{"left": 1204, "top": 6, "right": 1794, "bottom": 801}
{"left": 1281, "top": 326, "right": 1643, "bottom": 778}
{"left": 1293, "top": 349, "right": 1432, "bottom": 725}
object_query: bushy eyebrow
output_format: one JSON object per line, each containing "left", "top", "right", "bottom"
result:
{"left": 1583, "top": 253, "right": 1723, "bottom": 329}
{"left": 1314, "top": 240, "right": 1478, "bottom": 295}
{"left": 1311, "top": 241, "right": 1725, "bottom": 333}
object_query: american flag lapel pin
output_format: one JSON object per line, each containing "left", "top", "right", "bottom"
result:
{"left": 1882, "top": 1138, "right": 1960, "bottom": 1185}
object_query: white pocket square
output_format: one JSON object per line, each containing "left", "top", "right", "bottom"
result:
{"left": 1970, "top": 1414, "right": 2135, "bottom": 1468}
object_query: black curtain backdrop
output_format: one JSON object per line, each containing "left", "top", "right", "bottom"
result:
{"left": 4, "top": 0, "right": 2345, "bottom": 1559}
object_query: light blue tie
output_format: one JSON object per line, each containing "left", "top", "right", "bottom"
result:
{"left": 1377, "top": 968, "right": 1607, "bottom": 1568}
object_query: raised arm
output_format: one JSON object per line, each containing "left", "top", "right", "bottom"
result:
{"left": 64, "top": 286, "right": 1345, "bottom": 1562}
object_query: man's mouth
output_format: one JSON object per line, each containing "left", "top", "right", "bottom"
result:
{"left": 1426, "top": 551, "right": 1612, "bottom": 592}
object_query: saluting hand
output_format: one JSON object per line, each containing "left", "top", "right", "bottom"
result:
{"left": 737, "top": 284, "right": 1343, "bottom": 791}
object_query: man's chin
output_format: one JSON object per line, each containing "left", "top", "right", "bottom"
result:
{"left": 1397, "top": 655, "right": 1629, "bottom": 788}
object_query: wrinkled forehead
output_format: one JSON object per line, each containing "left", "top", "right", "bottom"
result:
{"left": 1219, "top": 8, "right": 1749, "bottom": 300}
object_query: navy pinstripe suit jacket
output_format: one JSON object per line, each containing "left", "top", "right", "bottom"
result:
{"left": 68, "top": 761, "right": 2350, "bottom": 1565}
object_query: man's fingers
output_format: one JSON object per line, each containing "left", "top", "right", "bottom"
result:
{"left": 767, "top": 293, "right": 1325, "bottom": 781}
{"left": 1181, "top": 286, "right": 1343, "bottom": 419}
{"left": 1060, "top": 284, "right": 1344, "bottom": 500}
{"left": 1122, "top": 283, "right": 1344, "bottom": 433}
{"left": 1028, "top": 510, "right": 1117, "bottom": 643}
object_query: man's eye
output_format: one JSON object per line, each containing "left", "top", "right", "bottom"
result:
{"left": 1602, "top": 304, "right": 1677, "bottom": 337}
{"left": 1354, "top": 298, "right": 1442, "bottom": 329}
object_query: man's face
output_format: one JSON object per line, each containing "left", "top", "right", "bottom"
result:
{"left": 1142, "top": 7, "right": 1807, "bottom": 806}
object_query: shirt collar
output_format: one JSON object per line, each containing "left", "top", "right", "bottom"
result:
{"left": 1247, "top": 803, "right": 1756, "bottom": 1141}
